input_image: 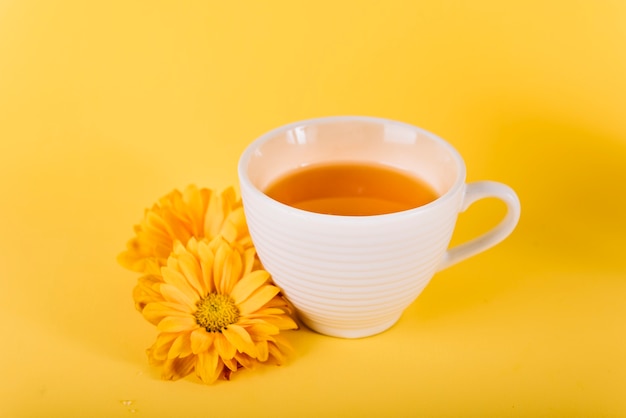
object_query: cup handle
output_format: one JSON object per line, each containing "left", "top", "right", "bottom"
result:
{"left": 437, "top": 181, "right": 521, "bottom": 271}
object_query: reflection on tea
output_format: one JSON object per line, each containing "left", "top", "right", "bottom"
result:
{"left": 264, "top": 162, "right": 438, "bottom": 216}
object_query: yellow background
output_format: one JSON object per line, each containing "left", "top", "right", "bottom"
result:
{"left": 1, "top": 0, "right": 625, "bottom": 416}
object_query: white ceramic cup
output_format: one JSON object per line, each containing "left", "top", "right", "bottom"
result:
{"left": 238, "top": 116, "right": 520, "bottom": 338}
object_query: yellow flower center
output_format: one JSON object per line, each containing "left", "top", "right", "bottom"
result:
{"left": 194, "top": 293, "right": 240, "bottom": 333}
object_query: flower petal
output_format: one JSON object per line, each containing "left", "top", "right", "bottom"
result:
{"left": 197, "top": 241, "right": 215, "bottom": 294}
{"left": 220, "top": 204, "right": 246, "bottom": 245}
{"left": 162, "top": 266, "right": 199, "bottom": 303}
{"left": 168, "top": 333, "right": 193, "bottom": 359}
{"left": 204, "top": 190, "right": 225, "bottom": 239}
{"left": 214, "top": 244, "right": 243, "bottom": 295}
{"left": 240, "top": 320, "right": 280, "bottom": 336}
{"left": 247, "top": 307, "right": 291, "bottom": 317}
{"left": 157, "top": 316, "right": 198, "bottom": 333}
{"left": 190, "top": 328, "right": 215, "bottom": 354}
{"left": 254, "top": 314, "right": 299, "bottom": 331}
{"left": 214, "top": 332, "right": 237, "bottom": 360}
{"left": 177, "top": 250, "right": 205, "bottom": 297}
{"left": 234, "top": 352, "right": 259, "bottom": 370}
{"left": 242, "top": 247, "right": 257, "bottom": 276}
{"left": 212, "top": 244, "right": 225, "bottom": 291}
{"left": 255, "top": 340, "right": 269, "bottom": 362}
{"left": 257, "top": 295, "right": 293, "bottom": 310}
{"left": 237, "top": 285, "right": 281, "bottom": 316}
{"left": 267, "top": 341, "right": 287, "bottom": 365}
{"left": 160, "top": 209, "right": 191, "bottom": 243}
{"left": 221, "top": 186, "right": 238, "bottom": 206}
{"left": 133, "top": 275, "right": 165, "bottom": 315}
{"left": 182, "top": 185, "right": 207, "bottom": 237}
{"left": 196, "top": 347, "right": 222, "bottom": 384}
{"left": 117, "top": 239, "right": 149, "bottom": 273}
{"left": 230, "top": 270, "right": 270, "bottom": 305}
{"left": 222, "top": 357, "right": 239, "bottom": 372}
{"left": 142, "top": 302, "right": 191, "bottom": 325}
{"left": 148, "top": 332, "right": 179, "bottom": 361}
{"left": 222, "top": 324, "right": 257, "bottom": 357}
{"left": 219, "top": 217, "right": 239, "bottom": 246}
{"left": 160, "top": 283, "right": 196, "bottom": 308}
{"left": 146, "top": 210, "right": 177, "bottom": 241}
{"left": 265, "top": 335, "right": 293, "bottom": 366}
{"left": 161, "top": 356, "right": 195, "bottom": 381}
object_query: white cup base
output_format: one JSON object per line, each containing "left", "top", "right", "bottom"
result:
{"left": 299, "top": 313, "right": 403, "bottom": 339}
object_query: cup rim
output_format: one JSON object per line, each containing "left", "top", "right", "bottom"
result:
{"left": 238, "top": 115, "right": 467, "bottom": 221}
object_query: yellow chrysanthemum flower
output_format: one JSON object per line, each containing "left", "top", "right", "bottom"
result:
{"left": 140, "top": 238, "right": 298, "bottom": 384}
{"left": 118, "top": 185, "right": 252, "bottom": 275}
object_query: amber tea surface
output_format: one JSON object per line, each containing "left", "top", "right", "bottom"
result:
{"left": 264, "top": 162, "right": 439, "bottom": 216}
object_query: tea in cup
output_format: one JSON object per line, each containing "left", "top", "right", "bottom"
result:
{"left": 238, "top": 116, "right": 520, "bottom": 338}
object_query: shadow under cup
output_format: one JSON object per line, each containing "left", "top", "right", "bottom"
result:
{"left": 238, "top": 116, "right": 518, "bottom": 338}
